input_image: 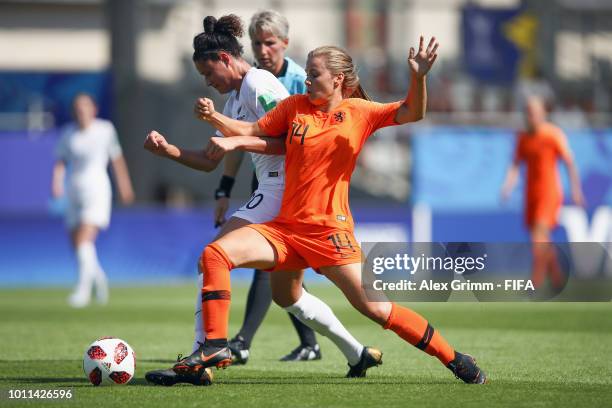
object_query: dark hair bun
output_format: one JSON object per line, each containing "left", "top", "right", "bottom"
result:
{"left": 203, "top": 16, "right": 217, "bottom": 34}
{"left": 215, "top": 14, "right": 244, "bottom": 38}
{"left": 194, "top": 14, "right": 244, "bottom": 60}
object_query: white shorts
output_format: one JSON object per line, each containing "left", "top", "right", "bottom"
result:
{"left": 66, "top": 193, "right": 112, "bottom": 230}
{"left": 230, "top": 184, "right": 283, "bottom": 224}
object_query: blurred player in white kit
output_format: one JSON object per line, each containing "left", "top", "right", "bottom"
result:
{"left": 52, "top": 93, "right": 134, "bottom": 307}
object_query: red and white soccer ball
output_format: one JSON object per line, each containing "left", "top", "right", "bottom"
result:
{"left": 83, "top": 337, "right": 136, "bottom": 386}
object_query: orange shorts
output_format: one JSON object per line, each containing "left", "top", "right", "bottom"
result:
{"left": 247, "top": 221, "right": 363, "bottom": 272}
{"left": 525, "top": 198, "right": 561, "bottom": 228}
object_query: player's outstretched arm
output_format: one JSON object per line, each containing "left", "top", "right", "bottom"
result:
{"left": 205, "top": 136, "right": 286, "bottom": 161}
{"left": 110, "top": 155, "right": 135, "bottom": 205}
{"left": 194, "top": 98, "right": 265, "bottom": 137}
{"left": 563, "top": 155, "right": 586, "bottom": 207}
{"left": 395, "top": 36, "right": 439, "bottom": 124}
{"left": 51, "top": 160, "right": 66, "bottom": 198}
{"left": 553, "top": 131, "right": 586, "bottom": 207}
{"left": 500, "top": 162, "right": 520, "bottom": 202}
{"left": 143, "top": 130, "right": 220, "bottom": 172}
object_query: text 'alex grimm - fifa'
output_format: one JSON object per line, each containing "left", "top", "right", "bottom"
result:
{"left": 371, "top": 279, "right": 535, "bottom": 292}
{"left": 368, "top": 253, "right": 535, "bottom": 292}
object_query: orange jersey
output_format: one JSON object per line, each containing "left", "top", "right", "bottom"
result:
{"left": 257, "top": 94, "right": 402, "bottom": 230}
{"left": 514, "top": 122, "right": 571, "bottom": 226}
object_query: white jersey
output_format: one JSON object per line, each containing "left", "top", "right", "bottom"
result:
{"left": 216, "top": 67, "right": 288, "bottom": 187}
{"left": 55, "top": 119, "right": 122, "bottom": 228}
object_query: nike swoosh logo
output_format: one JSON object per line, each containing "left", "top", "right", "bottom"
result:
{"left": 200, "top": 349, "right": 225, "bottom": 362}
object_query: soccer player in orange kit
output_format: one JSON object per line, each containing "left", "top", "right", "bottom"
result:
{"left": 144, "top": 14, "right": 381, "bottom": 386}
{"left": 502, "top": 96, "right": 585, "bottom": 288}
{"left": 172, "top": 37, "right": 487, "bottom": 384}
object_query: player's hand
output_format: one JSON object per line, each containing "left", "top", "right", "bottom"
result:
{"left": 205, "top": 137, "right": 239, "bottom": 161}
{"left": 408, "top": 36, "right": 439, "bottom": 78}
{"left": 143, "top": 131, "right": 171, "bottom": 157}
{"left": 214, "top": 197, "right": 229, "bottom": 228}
{"left": 120, "top": 189, "right": 135, "bottom": 206}
{"left": 194, "top": 98, "right": 215, "bottom": 121}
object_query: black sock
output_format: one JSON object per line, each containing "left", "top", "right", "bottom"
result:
{"left": 236, "top": 270, "right": 272, "bottom": 348}
{"left": 205, "top": 338, "right": 228, "bottom": 348}
{"left": 288, "top": 283, "right": 318, "bottom": 347}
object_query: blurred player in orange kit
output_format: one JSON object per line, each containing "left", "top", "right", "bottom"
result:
{"left": 171, "top": 36, "right": 487, "bottom": 385}
{"left": 501, "top": 96, "right": 585, "bottom": 289}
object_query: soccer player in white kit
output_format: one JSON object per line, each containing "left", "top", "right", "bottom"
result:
{"left": 143, "top": 14, "right": 381, "bottom": 386}
{"left": 215, "top": 10, "right": 321, "bottom": 364}
{"left": 52, "top": 93, "right": 134, "bottom": 308}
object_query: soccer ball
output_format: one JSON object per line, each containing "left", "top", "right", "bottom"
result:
{"left": 83, "top": 337, "right": 136, "bottom": 386}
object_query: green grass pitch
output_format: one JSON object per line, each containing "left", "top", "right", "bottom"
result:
{"left": 1, "top": 284, "right": 611, "bottom": 407}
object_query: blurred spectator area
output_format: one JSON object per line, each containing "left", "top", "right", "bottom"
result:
{"left": 1, "top": 0, "right": 611, "bottom": 205}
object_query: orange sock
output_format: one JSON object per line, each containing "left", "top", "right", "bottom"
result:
{"left": 384, "top": 303, "right": 455, "bottom": 366}
{"left": 199, "top": 243, "right": 232, "bottom": 340}
{"left": 531, "top": 244, "right": 548, "bottom": 288}
{"left": 546, "top": 246, "right": 565, "bottom": 288}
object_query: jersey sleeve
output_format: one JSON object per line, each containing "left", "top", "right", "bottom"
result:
{"left": 244, "top": 70, "right": 290, "bottom": 119}
{"left": 362, "top": 100, "right": 402, "bottom": 133}
{"left": 254, "top": 88, "right": 287, "bottom": 117}
{"left": 256, "top": 95, "right": 297, "bottom": 137}
{"left": 107, "top": 122, "right": 123, "bottom": 160}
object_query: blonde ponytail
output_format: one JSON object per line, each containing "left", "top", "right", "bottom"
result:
{"left": 349, "top": 84, "right": 371, "bottom": 101}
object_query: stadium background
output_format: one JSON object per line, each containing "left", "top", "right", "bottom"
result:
{"left": 1, "top": 0, "right": 611, "bottom": 285}
{"left": 1, "top": 2, "right": 612, "bottom": 407}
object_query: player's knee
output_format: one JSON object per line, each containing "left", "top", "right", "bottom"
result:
{"left": 198, "top": 243, "right": 234, "bottom": 274}
{"left": 272, "top": 292, "right": 293, "bottom": 308}
{"left": 271, "top": 285, "right": 300, "bottom": 308}
{"left": 354, "top": 301, "right": 390, "bottom": 325}
{"left": 197, "top": 247, "right": 209, "bottom": 274}
{"left": 531, "top": 223, "right": 551, "bottom": 243}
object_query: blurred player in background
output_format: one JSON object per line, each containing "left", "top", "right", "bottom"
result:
{"left": 144, "top": 14, "right": 380, "bottom": 386}
{"left": 501, "top": 96, "right": 585, "bottom": 289}
{"left": 183, "top": 36, "right": 487, "bottom": 384}
{"left": 51, "top": 93, "right": 134, "bottom": 308}
{"left": 215, "top": 10, "right": 321, "bottom": 365}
